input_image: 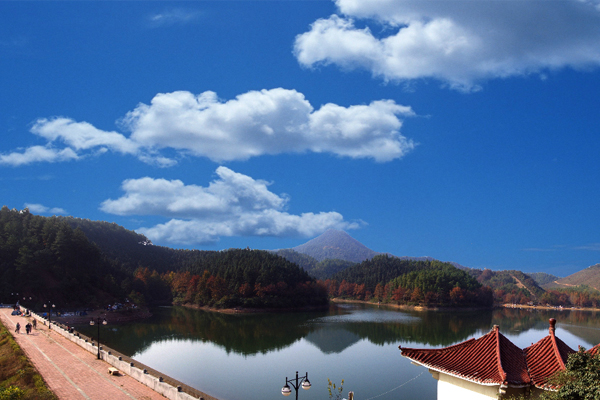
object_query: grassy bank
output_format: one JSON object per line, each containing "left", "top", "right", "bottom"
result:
{"left": 0, "top": 320, "right": 56, "bottom": 400}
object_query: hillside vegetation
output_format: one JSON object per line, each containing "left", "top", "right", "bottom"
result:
{"left": 274, "top": 249, "right": 356, "bottom": 279}
{"left": 467, "top": 268, "right": 545, "bottom": 303}
{"left": 0, "top": 320, "right": 56, "bottom": 399}
{"left": 4, "top": 206, "right": 598, "bottom": 311}
{"left": 552, "top": 264, "right": 600, "bottom": 291}
{"left": 528, "top": 272, "right": 560, "bottom": 287}
{"left": 0, "top": 207, "right": 325, "bottom": 310}
{"left": 320, "top": 255, "right": 493, "bottom": 307}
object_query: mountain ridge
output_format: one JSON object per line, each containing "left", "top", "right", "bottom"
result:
{"left": 291, "top": 229, "right": 379, "bottom": 263}
{"left": 545, "top": 264, "right": 600, "bottom": 291}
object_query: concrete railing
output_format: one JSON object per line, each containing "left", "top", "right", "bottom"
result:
{"left": 23, "top": 308, "right": 217, "bottom": 400}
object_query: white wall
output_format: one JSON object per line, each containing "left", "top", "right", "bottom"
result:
{"left": 436, "top": 372, "right": 499, "bottom": 400}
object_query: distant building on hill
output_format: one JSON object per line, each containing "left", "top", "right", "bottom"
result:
{"left": 399, "top": 319, "right": 595, "bottom": 399}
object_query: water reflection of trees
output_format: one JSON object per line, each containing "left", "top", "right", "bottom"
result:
{"left": 492, "top": 308, "right": 600, "bottom": 345}
{"left": 333, "top": 310, "right": 493, "bottom": 348}
{"left": 74, "top": 306, "right": 600, "bottom": 358}
{"left": 77, "top": 306, "right": 335, "bottom": 356}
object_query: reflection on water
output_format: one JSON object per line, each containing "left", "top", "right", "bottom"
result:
{"left": 74, "top": 304, "right": 600, "bottom": 400}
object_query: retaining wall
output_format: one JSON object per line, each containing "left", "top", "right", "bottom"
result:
{"left": 24, "top": 308, "right": 218, "bottom": 400}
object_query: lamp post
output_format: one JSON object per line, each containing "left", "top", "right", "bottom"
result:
{"left": 281, "top": 371, "right": 311, "bottom": 400}
{"left": 90, "top": 317, "right": 107, "bottom": 360}
{"left": 43, "top": 303, "right": 55, "bottom": 329}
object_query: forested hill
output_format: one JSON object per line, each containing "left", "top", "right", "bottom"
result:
{"left": 550, "top": 264, "right": 600, "bottom": 291}
{"left": 467, "top": 268, "right": 545, "bottom": 299}
{"left": 273, "top": 249, "right": 356, "bottom": 280}
{"left": 330, "top": 255, "right": 479, "bottom": 293}
{"left": 0, "top": 207, "right": 326, "bottom": 309}
{"left": 62, "top": 217, "right": 201, "bottom": 273}
{"left": 324, "top": 255, "right": 492, "bottom": 307}
{"left": 528, "top": 272, "right": 560, "bottom": 287}
{"left": 0, "top": 206, "right": 126, "bottom": 307}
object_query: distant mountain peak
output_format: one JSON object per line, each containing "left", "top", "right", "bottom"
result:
{"left": 292, "top": 229, "right": 378, "bottom": 263}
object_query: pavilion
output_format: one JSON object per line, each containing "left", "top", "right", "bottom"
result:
{"left": 399, "top": 319, "right": 582, "bottom": 399}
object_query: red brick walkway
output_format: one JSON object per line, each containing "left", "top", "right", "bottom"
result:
{"left": 0, "top": 309, "right": 167, "bottom": 400}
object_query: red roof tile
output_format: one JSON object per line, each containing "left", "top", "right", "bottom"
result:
{"left": 400, "top": 319, "right": 576, "bottom": 391}
{"left": 523, "top": 318, "right": 574, "bottom": 390}
{"left": 587, "top": 343, "right": 600, "bottom": 357}
{"left": 400, "top": 325, "right": 530, "bottom": 387}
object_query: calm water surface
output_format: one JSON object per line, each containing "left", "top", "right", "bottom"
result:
{"left": 74, "top": 305, "right": 600, "bottom": 400}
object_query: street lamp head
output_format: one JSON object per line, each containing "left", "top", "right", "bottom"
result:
{"left": 281, "top": 383, "right": 292, "bottom": 397}
{"left": 301, "top": 379, "right": 311, "bottom": 390}
{"left": 102, "top": 319, "right": 107, "bottom": 325}
{"left": 90, "top": 319, "right": 95, "bottom": 326}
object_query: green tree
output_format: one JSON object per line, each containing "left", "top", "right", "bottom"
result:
{"left": 541, "top": 349, "right": 600, "bottom": 400}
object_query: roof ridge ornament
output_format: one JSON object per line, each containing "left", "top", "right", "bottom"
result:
{"left": 549, "top": 318, "right": 556, "bottom": 334}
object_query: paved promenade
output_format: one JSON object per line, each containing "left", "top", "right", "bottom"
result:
{"left": 0, "top": 308, "right": 167, "bottom": 400}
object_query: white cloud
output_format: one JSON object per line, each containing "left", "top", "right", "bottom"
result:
{"left": 31, "top": 118, "right": 139, "bottom": 154}
{"left": 0, "top": 145, "right": 78, "bottom": 166}
{"left": 101, "top": 166, "right": 360, "bottom": 245}
{"left": 122, "top": 88, "right": 415, "bottom": 162}
{"left": 295, "top": 0, "right": 600, "bottom": 90}
{"left": 4, "top": 88, "right": 414, "bottom": 166}
{"left": 148, "top": 9, "right": 202, "bottom": 27}
{"left": 24, "top": 203, "right": 67, "bottom": 215}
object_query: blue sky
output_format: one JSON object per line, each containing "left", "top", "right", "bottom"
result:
{"left": 2, "top": 1, "right": 600, "bottom": 276}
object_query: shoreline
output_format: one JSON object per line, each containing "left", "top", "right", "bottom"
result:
{"left": 52, "top": 308, "right": 153, "bottom": 325}
{"left": 501, "top": 303, "right": 600, "bottom": 312}
{"left": 51, "top": 300, "right": 600, "bottom": 325}
{"left": 175, "top": 302, "right": 330, "bottom": 314}
{"left": 331, "top": 298, "right": 493, "bottom": 312}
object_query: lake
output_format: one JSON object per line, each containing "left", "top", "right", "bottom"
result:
{"left": 74, "top": 304, "right": 600, "bottom": 400}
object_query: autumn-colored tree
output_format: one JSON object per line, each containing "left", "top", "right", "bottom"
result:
{"left": 449, "top": 287, "right": 465, "bottom": 305}
{"left": 424, "top": 291, "right": 437, "bottom": 306}
{"left": 185, "top": 275, "right": 200, "bottom": 303}
{"left": 134, "top": 267, "right": 152, "bottom": 285}
{"left": 353, "top": 284, "right": 366, "bottom": 300}
{"left": 392, "top": 286, "right": 406, "bottom": 303}
{"left": 383, "top": 283, "right": 392, "bottom": 302}
{"left": 410, "top": 287, "right": 423, "bottom": 303}
{"left": 374, "top": 283, "right": 384, "bottom": 301}
{"left": 338, "top": 280, "right": 351, "bottom": 298}
{"left": 195, "top": 270, "right": 212, "bottom": 305}
{"left": 239, "top": 282, "right": 253, "bottom": 298}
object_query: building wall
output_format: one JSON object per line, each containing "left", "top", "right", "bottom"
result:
{"left": 431, "top": 371, "right": 499, "bottom": 400}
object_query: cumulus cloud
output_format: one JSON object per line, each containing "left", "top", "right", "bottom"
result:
{"left": 101, "top": 166, "right": 360, "bottom": 245}
{"left": 122, "top": 89, "right": 414, "bottom": 162}
{"left": 31, "top": 118, "right": 139, "bottom": 154}
{"left": 294, "top": 0, "right": 600, "bottom": 90}
{"left": 0, "top": 146, "right": 78, "bottom": 166}
{"left": 24, "top": 203, "right": 67, "bottom": 215}
{"left": 1, "top": 88, "right": 414, "bottom": 166}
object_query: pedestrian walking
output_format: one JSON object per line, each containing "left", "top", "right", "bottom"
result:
{"left": 26, "top": 322, "right": 32, "bottom": 334}
{"left": 15, "top": 322, "right": 20, "bottom": 334}
{"left": 32, "top": 319, "right": 37, "bottom": 329}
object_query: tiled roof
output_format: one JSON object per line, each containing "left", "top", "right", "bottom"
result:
{"left": 400, "top": 319, "right": 579, "bottom": 390}
{"left": 523, "top": 319, "right": 574, "bottom": 390}
{"left": 400, "top": 325, "right": 530, "bottom": 387}
{"left": 587, "top": 343, "right": 600, "bottom": 357}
